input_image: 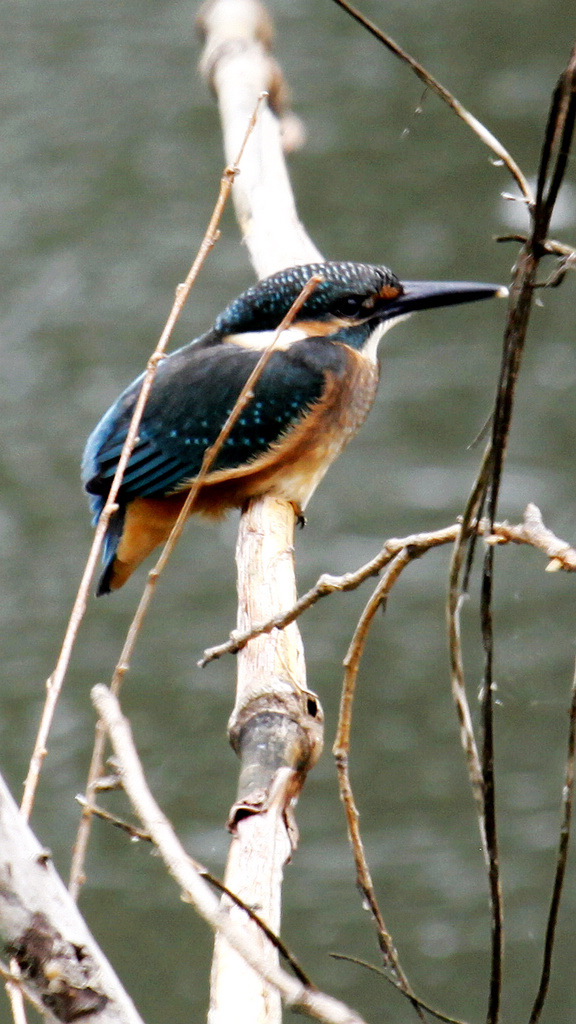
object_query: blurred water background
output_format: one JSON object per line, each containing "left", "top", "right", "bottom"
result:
{"left": 2, "top": 1, "right": 576, "bottom": 1020}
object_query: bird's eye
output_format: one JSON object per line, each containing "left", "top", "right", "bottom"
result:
{"left": 332, "top": 295, "right": 364, "bottom": 318}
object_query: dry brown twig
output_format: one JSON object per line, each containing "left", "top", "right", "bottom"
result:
{"left": 200, "top": 504, "right": 576, "bottom": 666}
{"left": 315, "top": 13, "right": 576, "bottom": 1020}
{"left": 67, "top": 95, "right": 275, "bottom": 900}
{"left": 23, "top": 94, "right": 268, "bottom": 840}
{"left": 334, "top": 548, "right": 427, "bottom": 1020}
{"left": 330, "top": 954, "right": 469, "bottom": 1024}
{"left": 473, "top": 43, "right": 576, "bottom": 1024}
{"left": 528, "top": 656, "right": 576, "bottom": 1023}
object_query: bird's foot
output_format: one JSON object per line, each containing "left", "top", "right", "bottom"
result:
{"left": 290, "top": 502, "right": 307, "bottom": 529}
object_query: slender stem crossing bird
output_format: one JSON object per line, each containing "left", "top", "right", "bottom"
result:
{"left": 83, "top": 261, "right": 505, "bottom": 595}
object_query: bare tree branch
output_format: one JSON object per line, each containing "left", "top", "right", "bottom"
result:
{"left": 0, "top": 771, "right": 145, "bottom": 1024}
{"left": 200, "top": 505, "right": 576, "bottom": 665}
{"left": 92, "top": 685, "right": 367, "bottom": 1024}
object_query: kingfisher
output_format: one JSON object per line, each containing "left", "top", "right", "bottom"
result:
{"left": 83, "top": 260, "right": 504, "bottom": 594}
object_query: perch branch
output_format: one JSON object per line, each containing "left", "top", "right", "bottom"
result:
{"left": 196, "top": 4, "right": 332, "bottom": 1022}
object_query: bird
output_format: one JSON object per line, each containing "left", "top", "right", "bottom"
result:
{"left": 83, "top": 260, "right": 505, "bottom": 595}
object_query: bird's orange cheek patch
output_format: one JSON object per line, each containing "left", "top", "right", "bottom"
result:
{"left": 361, "top": 284, "right": 402, "bottom": 310}
{"left": 378, "top": 284, "right": 402, "bottom": 301}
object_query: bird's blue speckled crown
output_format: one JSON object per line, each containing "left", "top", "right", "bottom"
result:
{"left": 214, "top": 261, "right": 400, "bottom": 334}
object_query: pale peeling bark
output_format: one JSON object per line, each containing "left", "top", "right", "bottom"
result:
{"left": 209, "top": 500, "right": 323, "bottom": 1024}
{"left": 197, "top": 0, "right": 322, "bottom": 277}
{"left": 197, "top": 3, "right": 326, "bottom": 1023}
{"left": 0, "top": 772, "right": 144, "bottom": 1024}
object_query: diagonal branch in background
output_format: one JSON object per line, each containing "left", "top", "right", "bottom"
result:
{"left": 329, "top": 0, "right": 532, "bottom": 202}
{"left": 0, "top": 771, "right": 144, "bottom": 1024}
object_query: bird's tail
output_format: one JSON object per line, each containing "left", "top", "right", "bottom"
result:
{"left": 88, "top": 494, "right": 126, "bottom": 596}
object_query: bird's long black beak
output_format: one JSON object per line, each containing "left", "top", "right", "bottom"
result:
{"left": 389, "top": 280, "right": 507, "bottom": 318}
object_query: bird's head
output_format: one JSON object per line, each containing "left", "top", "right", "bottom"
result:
{"left": 215, "top": 261, "right": 506, "bottom": 357}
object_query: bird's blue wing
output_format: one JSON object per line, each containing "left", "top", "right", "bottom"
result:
{"left": 82, "top": 337, "right": 347, "bottom": 514}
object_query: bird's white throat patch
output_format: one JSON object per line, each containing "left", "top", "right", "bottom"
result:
{"left": 362, "top": 313, "right": 411, "bottom": 363}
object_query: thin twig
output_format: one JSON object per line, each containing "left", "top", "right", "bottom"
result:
{"left": 330, "top": 954, "right": 470, "bottom": 1024}
{"left": 201, "top": 505, "right": 576, "bottom": 666}
{"left": 480, "top": 543, "right": 503, "bottom": 1024}
{"left": 0, "top": 962, "right": 38, "bottom": 1024}
{"left": 528, "top": 658, "right": 576, "bottom": 1024}
{"left": 446, "top": 440, "right": 503, "bottom": 1024}
{"left": 5, "top": 968, "right": 28, "bottom": 1024}
{"left": 329, "top": 0, "right": 532, "bottom": 202}
{"left": 75, "top": 795, "right": 312, "bottom": 986}
{"left": 75, "top": 795, "right": 152, "bottom": 843}
{"left": 201, "top": 523, "right": 461, "bottom": 664}
{"left": 68, "top": 94, "right": 268, "bottom": 899}
{"left": 496, "top": 235, "right": 576, "bottom": 261}
{"left": 333, "top": 548, "right": 429, "bottom": 1021}
{"left": 447, "top": 446, "right": 493, "bottom": 850}
{"left": 478, "top": 44, "right": 576, "bottom": 1024}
